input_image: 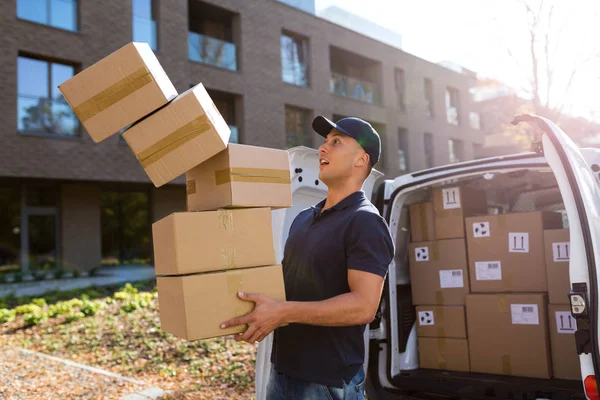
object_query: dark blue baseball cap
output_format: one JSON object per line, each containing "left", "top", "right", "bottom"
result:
{"left": 312, "top": 116, "right": 381, "bottom": 166}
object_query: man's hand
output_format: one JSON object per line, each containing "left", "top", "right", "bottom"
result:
{"left": 220, "top": 292, "right": 285, "bottom": 344}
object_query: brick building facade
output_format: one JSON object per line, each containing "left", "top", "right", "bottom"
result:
{"left": 0, "top": 0, "right": 481, "bottom": 274}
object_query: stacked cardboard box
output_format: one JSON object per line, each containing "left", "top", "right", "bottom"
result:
{"left": 544, "top": 229, "right": 581, "bottom": 380}
{"left": 59, "top": 42, "right": 291, "bottom": 340}
{"left": 408, "top": 186, "right": 486, "bottom": 372}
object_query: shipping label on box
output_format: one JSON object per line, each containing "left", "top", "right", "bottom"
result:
{"left": 548, "top": 304, "right": 581, "bottom": 380}
{"left": 409, "top": 239, "right": 469, "bottom": 306}
{"left": 433, "top": 187, "right": 487, "bottom": 240}
{"left": 466, "top": 293, "right": 552, "bottom": 379}
{"left": 123, "top": 83, "right": 230, "bottom": 188}
{"left": 466, "top": 212, "right": 563, "bottom": 293}
{"left": 544, "top": 229, "right": 571, "bottom": 304}
{"left": 59, "top": 42, "right": 177, "bottom": 143}
{"left": 186, "top": 143, "right": 292, "bottom": 211}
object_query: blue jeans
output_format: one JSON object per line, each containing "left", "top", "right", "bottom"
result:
{"left": 266, "top": 364, "right": 366, "bottom": 400}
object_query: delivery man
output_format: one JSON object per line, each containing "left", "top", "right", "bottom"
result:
{"left": 220, "top": 116, "right": 394, "bottom": 400}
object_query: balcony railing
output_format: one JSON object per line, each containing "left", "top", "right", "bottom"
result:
{"left": 188, "top": 32, "right": 237, "bottom": 71}
{"left": 330, "top": 72, "right": 379, "bottom": 105}
{"left": 133, "top": 17, "right": 157, "bottom": 50}
{"left": 17, "top": 94, "right": 79, "bottom": 136}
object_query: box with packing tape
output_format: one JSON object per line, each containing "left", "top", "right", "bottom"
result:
{"left": 465, "top": 211, "right": 563, "bottom": 293}
{"left": 548, "top": 304, "right": 581, "bottom": 380}
{"left": 409, "top": 202, "right": 436, "bottom": 243}
{"left": 433, "top": 187, "right": 487, "bottom": 240}
{"left": 157, "top": 265, "right": 286, "bottom": 340}
{"left": 58, "top": 42, "right": 178, "bottom": 143}
{"left": 544, "top": 229, "right": 571, "bottom": 305}
{"left": 186, "top": 143, "right": 292, "bottom": 211}
{"left": 466, "top": 293, "right": 552, "bottom": 379}
{"left": 122, "top": 83, "right": 231, "bottom": 188}
{"left": 152, "top": 208, "right": 276, "bottom": 276}
{"left": 408, "top": 239, "right": 469, "bottom": 306}
{"left": 416, "top": 306, "right": 469, "bottom": 372}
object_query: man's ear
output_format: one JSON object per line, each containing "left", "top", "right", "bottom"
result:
{"left": 355, "top": 151, "right": 370, "bottom": 168}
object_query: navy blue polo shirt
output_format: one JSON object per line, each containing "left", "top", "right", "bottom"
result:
{"left": 270, "top": 190, "right": 394, "bottom": 388}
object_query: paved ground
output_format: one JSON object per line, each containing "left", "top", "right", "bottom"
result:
{"left": 0, "top": 265, "right": 156, "bottom": 298}
{"left": 0, "top": 346, "right": 166, "bottom": 400}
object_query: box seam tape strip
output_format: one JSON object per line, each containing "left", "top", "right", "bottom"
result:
{"left": 502, "top": 355, "right": 512, "bottom": 375}
{"left": 437, "top": 338, "right": 447, "bottom": 370}
{"left": 497, "top": 294, "right": 508, "bottom": 313}
{"left": 218, "top": 209, "right": 234, "bottom": 231}
{"left": 226, "top": 270, "right": 246, "bottom": 318}
{"left": 432, "top": 241, "right": 440, "bottom": 262}
{"left": 186, "top": 180, "right": 196, "bottom": 195}
{"left": 221, "top": 248, "right": 237, "bottom": 270}
{"left": 215, "top": 167, "right": 291, "bottom": 186}
{"left": 436, "top": 307, "right": 445, "bottom": 337}
{"left": 73, "top": 66, "right": 153, "bottom": 123}
{"left": 137, "top": 115, "right": 211, "bottom": 168}
{"left": 420, "top": 204, "right": 429, "bottom": 241}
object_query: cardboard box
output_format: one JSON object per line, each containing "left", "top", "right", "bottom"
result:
{"left": 548, "top": 304, "right": 581, "bottom": 380}
{"left": 157, "top": 265, "right": 286, "bottom": 340}
{"left": 186, "top": 143, "right": 292, "bottom": 211}
{"left": 409, "top": 202, "right": 435, "bottom": 242}
{"left": 152, "top": 208, "right": 275, "bottom": 276}
{"left": 409, "top": 239, "right": 469, "bottom": 306}
{"left": 465, "top": 211, "right": 563, "bottom": 293}
{"left": 433, "top": 187, "right": 487, "bottom": 239}
{"left": 545, "top": 229, "right": 571, "bottom": 304}
{"left": 466, "top": 294, "right": 552, "bottom": 379}
{"left": 123, "top": 83, "right": 231, "bottom": 187}
{"left": 59, "top": 42, "right": 178, "bottom": 143}
{"left": 415, "top": 306, "right": 466, "bottom": 339}
{"left": 417, "top": 337, "right": 470, "bottom": 372}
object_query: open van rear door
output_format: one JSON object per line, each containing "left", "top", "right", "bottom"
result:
{"left": 513, "top": 114, "right": 600, "bottom": 399}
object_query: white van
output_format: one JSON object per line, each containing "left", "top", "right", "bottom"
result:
{"left": 255, "top": 114, "right": 600, "bottom": 400}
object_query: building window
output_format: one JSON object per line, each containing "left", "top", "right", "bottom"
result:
{"left": 17, "top": 0, "right": 78, "bottom": 31}
{"left": 446, "top": 87, "right": 460, "bottom": 125}
{"left": 398, "top": 128, "right": 409, "bottom": 172}
{"left": 395, "top": 68, "right": 406, "bottom": 111}
{"left": 449, "top": 139, "right": 464, "bottom": 163}
{"left": 0, "top": 187, "right": 21, "bottom": 270}
{"left": 285, "top": 106, "right": 311, "bottom": 148}
{"left": 133, "top": 0, "right": 158, "bottom": 50}
{"left": 469, "top": 112, "right": 481, "bottom": 130}
{"left": 17, "top": 56, "right": 79, "bottom": 136}
{"left": 281, "top": 32, "right": 309, "bottom": 87}
{"left": 424, "top": 133, "right": 434, "bottom": 168}
{"left": 424, "top": 78, "right": 434, "bottom": 119}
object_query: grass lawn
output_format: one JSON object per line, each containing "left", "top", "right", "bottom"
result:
{"left": 0, "top": 281, "right": 257, "bottom": 399}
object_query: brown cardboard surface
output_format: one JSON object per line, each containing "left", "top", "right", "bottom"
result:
{"left": 418, "top": 337, "right": 470, "bottom": 372}
{"left": 433, "top": 187, "right": 487, "bottom": 240}
{"left": 545, "top": 229, "right": 571, "bottom": 305}
{"left": 157, "top": 265, "right": 286, "bottom": 340}
{"left": 416, "top": 306, "right": 466, "bottom": 339}
{"left": 59, "top": 42, "right": 177, "bottom": 143}
{"left": 409, "top": 239, "right": 469, "bottom": 306}
{"left": 466, "top": 211, "right": 563, "bottom": 293}
{"left": 123, "top": 83, "right": 230, "bottom": 188}
{"left": 548, "top": 304, "right": 581, "bottom": 380}
{"left": 152, "top": 208, "right": 275, "bottom": 276}
{"left": 186, "top": 143, "right": 292, "bottom": 211}
{"left": 409, "top": 202, "right": 436, "bottom": 242}
{"left": 466, "top": 294, "right": 552, "bottom": 379}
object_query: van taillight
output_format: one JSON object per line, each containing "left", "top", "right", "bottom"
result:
{"left": 585, "top": 375, "right": 599, "bottom": 400}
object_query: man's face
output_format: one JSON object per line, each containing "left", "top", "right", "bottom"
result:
{"left": 317, "top": 129, "right": 367, "bottom": 184}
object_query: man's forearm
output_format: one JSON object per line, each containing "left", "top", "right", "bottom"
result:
{"left": 278, "top": 292, "right": 374, "bottom": 327}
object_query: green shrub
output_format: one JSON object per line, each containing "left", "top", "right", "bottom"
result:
{"left": 65, "top": 310, "right": 85, "bottom": 323}
{"left": 31, "top": 298, "right": 46, "bottom": 307}
{"left": 67, "top": 298, "right": 83, "bottom": 308}
{"left": 47, "top": 302, "right": 72, "bottom": 318}
{"left": 120, "top": 292, "right": 153, "bottom": 313}
{"left": 0, "top": 308, "right": 16, "bottom": 324}
{"left": 24, "top": 310, "right": 48, "bottom": 326}
{"left": 15, "top": 304, "right": 41, "bottom": 315}
{"left": 80, "top": 300, "right": 103, "bottom": 316}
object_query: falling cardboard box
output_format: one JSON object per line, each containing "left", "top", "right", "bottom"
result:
{"left": 466, "top": 293, "right": 552, "bottom": 379}
{"left": 433, "top": 187, "right": 487, "bottom": 240}
{"left": 58, "top": 42, "right": 178, "bottom": 143}
{"left": 409, "top": 202, "right": 436, "bottom": 243}
{"left": 123, "top": 83, "right": 231, "bottom": 187}
{"left": 548, "top": 304, "right": 581, "bottom": 380}
{"left": 152, "top": 208, "right": 276, "bottom": 276}
{"left": 465, "top": 211, "right": 563, "bottom": 293}
{"left": 186, "top": 143, "right": 292, "bottom": 211}
{"left": 544, "top": 229, "right": 571, "bottom": 305}
{"left": 157, "top": 265, "right": 286, "bottom": 340}
{"left": 408, "top": 238, "right": 470, "bottom": 306}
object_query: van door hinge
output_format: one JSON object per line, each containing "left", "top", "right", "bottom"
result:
{"left": 569, "top": 282, "right": 593, "bottom": 355}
